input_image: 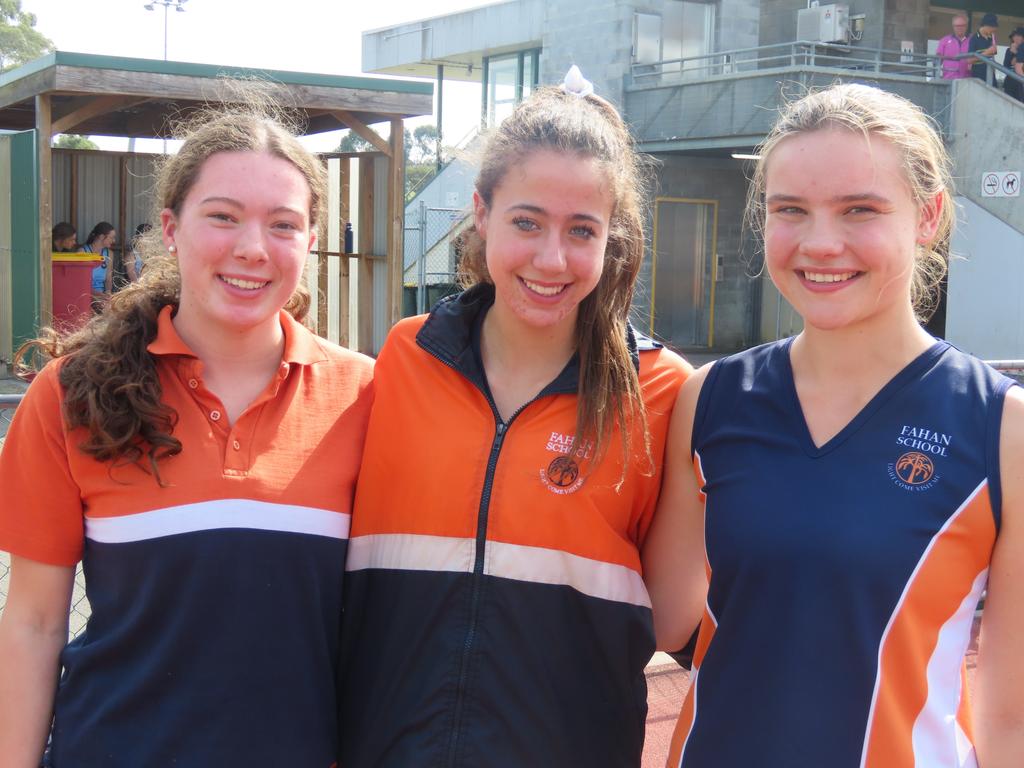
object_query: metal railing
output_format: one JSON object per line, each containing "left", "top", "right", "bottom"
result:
{"left": 2, "top": 357, "right": 1024, "bottom": 634}
{"left": 629, "top": 40, "right": 1022, "bottom": 87}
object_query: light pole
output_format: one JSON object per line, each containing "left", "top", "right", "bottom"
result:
{"left": 143, "top": 0, "right": 188, "bottom": 153}
{"left": 144, "top": 0, "right": 188, "bottom": 61}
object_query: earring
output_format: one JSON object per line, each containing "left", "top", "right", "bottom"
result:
{"left": 168, "top": 245, "right": 177, "bottom": 254}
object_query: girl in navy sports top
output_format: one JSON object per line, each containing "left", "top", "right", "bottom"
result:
{"left": 644, "top": 84, "right": 1024, "bottom": 768}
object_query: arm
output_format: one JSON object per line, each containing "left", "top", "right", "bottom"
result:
{"left": 104, "top": 249, "right": 114, "bottom": 293}
{"left": 0, "top": 555, "right": 75, "bottom": 767}
{"left": 641, "top": 364, "right": 711, "bottom": 651}
{"left": 125, "top": 251, "right": 140, "bottom": 282}
{"left": 974, "top": 386, "right": 1024, "bottom": 768}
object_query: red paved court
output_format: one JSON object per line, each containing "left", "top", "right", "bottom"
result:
{"left": 641, "top": 616, "right": 982, "bottom": 768}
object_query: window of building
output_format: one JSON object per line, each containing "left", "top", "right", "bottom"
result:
{"left": 482, "top": 49, "right": 541, "bottom": 127}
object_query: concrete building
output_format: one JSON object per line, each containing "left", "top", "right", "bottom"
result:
{"left": 366, "top": 0, "right": 1024, "bottom": 356}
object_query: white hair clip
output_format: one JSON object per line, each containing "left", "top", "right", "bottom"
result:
{"left": 561, "top": 65, "right": 594, "bottom": 98}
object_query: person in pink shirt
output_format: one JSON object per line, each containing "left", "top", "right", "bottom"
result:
{"left": 937, "top": 14, "right": 971, "bottom": 79}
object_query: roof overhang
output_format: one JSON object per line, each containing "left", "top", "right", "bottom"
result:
{"left": 0, "top": 51, "right": 434, "bottom": 139}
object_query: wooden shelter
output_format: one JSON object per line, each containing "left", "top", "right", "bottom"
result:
{"left": 0, "top": 51, "right": 432, "bottom": 357}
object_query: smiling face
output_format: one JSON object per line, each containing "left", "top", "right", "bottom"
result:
{"left": 161, "top": 150, "right": 315, "bottom": 342}
{"left": 763, "top": 128, "right": 941, "bottom": 335}
{"left": 473, "top": 149, "right": 614, "bottom": 337}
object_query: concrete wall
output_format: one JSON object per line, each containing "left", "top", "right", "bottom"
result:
{"left": 759, "top": 0, "right": 884, "bottom": 50}
{"left": 881, "top": 0, "right": 929, "bottom": 58}
{"left": 947, "top": 78, "right": 1024, "bottom": 234}
{"left": 540, "top": 0, "right": 635, "bottom": 109}
{"left": 645, "top": 154, "right": 754, "bottom": 350}
{"left": 946, "top": 196, "right": 1024, "bottom": 359}
{"left": 362, "top": 0, "right": 545, "bottom": 75}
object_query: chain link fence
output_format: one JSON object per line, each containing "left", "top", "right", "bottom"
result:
{"left": 403, "top": 202, "right": 470, "bottom": 317}
{"left": 1, "top": 360, "right": 1023, "bottom": 637}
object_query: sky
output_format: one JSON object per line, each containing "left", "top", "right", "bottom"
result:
{"left": 20, "top": 0, "right": 488, "bottom": 152}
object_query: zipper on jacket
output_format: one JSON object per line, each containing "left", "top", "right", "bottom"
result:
{"left": 417, "top": 338, "right": 554, "bottom": 767}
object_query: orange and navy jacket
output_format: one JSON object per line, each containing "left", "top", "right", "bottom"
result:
{"left": 0, "top": 307, "right": 373, "bottom": 766}
{"left": 338, "top": 285, "right": 691, "bottom": 767}
{"left": 667, "top": 338, "right": 1017, "bottom": 768}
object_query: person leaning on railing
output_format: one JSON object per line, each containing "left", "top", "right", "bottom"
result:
{"left": 936, "top": 13, "right": 971, "bottom": 79}
{"left": 969, "top": 13, "right": 1000, "bottom": 85}
{"left": 1003, "top": 26, "right": 1024, "bottom": 102}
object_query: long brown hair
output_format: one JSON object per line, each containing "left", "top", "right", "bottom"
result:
{"left": 460, "top": 87, "right": 651, "bottom": 471}
{"left": 31, "top": 99, "right": 326, "bottom": 479}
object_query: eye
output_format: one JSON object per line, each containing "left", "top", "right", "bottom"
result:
{"left": 569, "top": 224, "right": 596, "bottom": 239}
{"left": 769, "top": 205, "right": 805, "bottom": 216}
{"left": 511, "top": 216, "right": 539, "bottom": 232}
{"left": 208, "top": 212, "right": 235, "bottom": 223}
{"left": 272, "top": 220, "right": 301, "bottom": 232}
{"left": 845, "top": 206, "right": 878, "bottom": 216}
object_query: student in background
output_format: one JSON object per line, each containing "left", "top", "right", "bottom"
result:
{"left": 51, "top": 222, "right": 78, "bottom": 253}
{"left": 969, "top": 13, "right": 1000, "bottom": 84}
{"left": 81, "top": 221, "right": 116, "bottom": 305}
{"left": 1003, "top": 26, "right": 1024, "bottom": 102}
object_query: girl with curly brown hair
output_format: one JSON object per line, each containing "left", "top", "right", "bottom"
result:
{"left": 0, "top": 102, "right": 373, "bottom": 766}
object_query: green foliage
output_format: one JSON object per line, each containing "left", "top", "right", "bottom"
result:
{"left": 53, "top": 134, "right": 99, "bottom": 150}
{"left": 334, "top": 125, "right": 448, "bottom": 202}
{"left": 0, "top": 0, "right": 54, "bottom": 72}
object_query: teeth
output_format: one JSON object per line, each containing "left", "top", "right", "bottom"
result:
{"left": 803, "top": 271, "right": 856, "bottom": 284}
{"left": 220, "top": 276, "right": 268, "bottom": 290}
{"left": 523, "top": 279, "right": 566, "bottom": 297}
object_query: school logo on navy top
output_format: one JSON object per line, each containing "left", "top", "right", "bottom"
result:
{"left": 888, "top": 424, "right": 950, "bottom": 491}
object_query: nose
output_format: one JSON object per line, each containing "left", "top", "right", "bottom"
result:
{"left": 233, "top": 222, "right": 269, "bottom": 262}
{"left": 532, "top": 231, "right": 568, "bottom": 273}
{"left": 799, "top": 214, "right": 844, "bottom": 260}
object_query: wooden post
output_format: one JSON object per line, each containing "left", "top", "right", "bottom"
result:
{"left": 316, "top": 156, "right": 329, "bottom": 337}
{"left": 36, "top": 94, "right": 52, "bottom": 324}
{"left": 338, "top": 157, "right": 350, "bottom": 349}
{"left": 388, "top": 118, "right": 405, "bottom": 327}
{"left": 357, "top": 156, "right": 375, "bottom": 355}
{"left": 118, "top": 155, "right": 127, "bottom": 287}
{"left": 69, "top": 152, "right": 78, "bottom": 234}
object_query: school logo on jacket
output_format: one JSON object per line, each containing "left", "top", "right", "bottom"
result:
{"left": 541, "top": 432, "right": 590, "bottom": 494}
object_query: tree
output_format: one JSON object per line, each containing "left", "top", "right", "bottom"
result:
{"left": 53, "top": 134, "right": 98, "bottom": 150}
{"left": 334, "top": 125, "right": 444, "bottom": 202}
{"left": 334, "top": 130, "right": 374, "bottom": 154}
{"left": 0, "top": 0, "right": 54, "bottom": 72}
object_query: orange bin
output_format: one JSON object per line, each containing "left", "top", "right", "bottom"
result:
{"left": 52, "top": 252, "right": 102, "bottom": 330}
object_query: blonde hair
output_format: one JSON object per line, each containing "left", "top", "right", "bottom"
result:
{"left": 746, "top": 83, "right": 954, "bottom": 321}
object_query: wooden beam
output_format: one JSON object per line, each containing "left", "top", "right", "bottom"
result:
{"left": 51, "top": 95, "right": 145, "bottom": 135}
{"left": 118, "top": 155, "right": 127, "bottom": 288}
{"left": 316, "top": 156, "right": 328, "bottom": 338}
{"left": 36, "top": 94, "right": 53, "bottom": 324}
{"left": 69, "top": 152, "right": 78, "bottom": 233}
{"left": 387, "top": 118, "right": 405, "bottom": 328}
{"left": 329, "top": 109, "right": 391, "bottom": 156}
{"left": 357, "top": 156, "right": 375, "bottom": 355}
{"left": 338, "top": 157, "right": 350, "bottom": 349}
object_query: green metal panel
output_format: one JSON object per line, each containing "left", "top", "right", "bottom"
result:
{"left": 0, "top": 51, "right": 433, "bottom": 96}
{"left": 10, "top": 130, "right": 38, "bottom": 349}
